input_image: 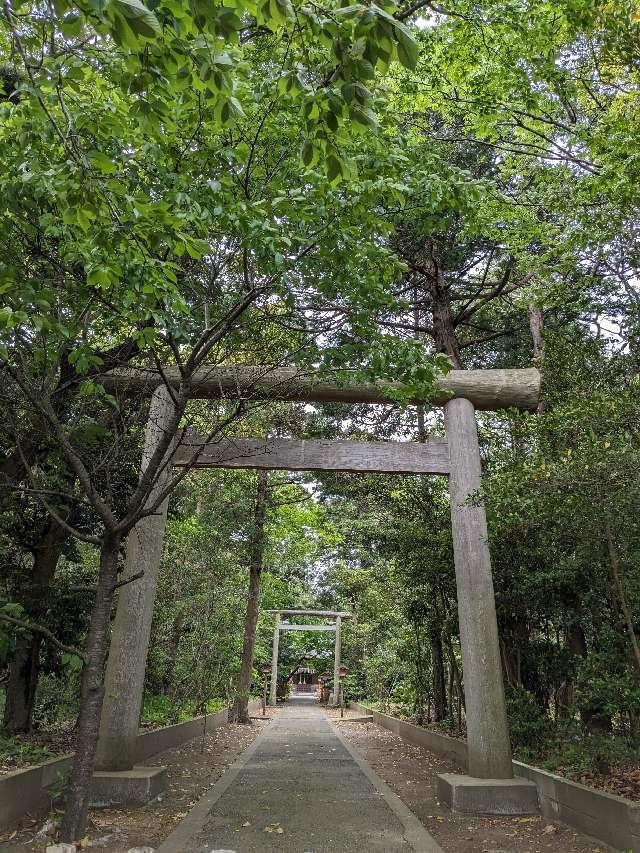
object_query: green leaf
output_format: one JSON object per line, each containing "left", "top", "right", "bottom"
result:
{"left": 394, "top": 27, "right": 419, "bottom": 70}
{"left": 112, "top": 0, "right": 161, "bottom": 37}
{"left": 326, "top": 154, "right": 343, "bottom": 182}
{"left": 61, "top": 12, "right": 83, "bottom": 36}
{"left": 349, "top": 105, "right": 376, "bottom": 127}
{"left": 301, "top": 140, "right": 314, "bottom": 166}
{"left": 88, "top": 150, "right": 117, "bottom": 174}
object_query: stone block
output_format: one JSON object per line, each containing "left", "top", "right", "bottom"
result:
{"left": 437, "top": 773, "right": 539, "bottom": 816}
{"left": 45, "top": 845, "right": 76, "bottom": 853}
{"left": 90, "top": 766, "right": 167, "bottom": 808}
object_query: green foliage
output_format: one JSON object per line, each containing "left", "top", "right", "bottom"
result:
{"left": 1, "top": 0, "right": 640, "bottom": 810}
{"left": 140, "top": 693, "right": 225, "bottom": 725}
{"left": 0, "top": 733, "right": 56, "bottom": 769}
{"left": 506, "top": 688, "right": 550, "bottom": 753}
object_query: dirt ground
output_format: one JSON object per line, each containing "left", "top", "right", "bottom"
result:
{"left": 0, "top": 710, "right": 277, "bottom": 852}
{"left": 329, "top": 707, "right": 616, "bottom": 853}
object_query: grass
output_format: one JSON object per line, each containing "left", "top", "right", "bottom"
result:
{"left": 140, "top": 694, "right": 228, "bottom": 727}
{"left": 0, "top": 733, "right": 58, "bottom": 772}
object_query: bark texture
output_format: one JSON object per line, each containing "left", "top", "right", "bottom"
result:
{"left": 101, "top": 366, "right": 541, "bottom": 413}
{"left": 425, "top": 244, "right": 464, "bottom": 369}
{"left": 229, "top": 470, "right": 269, "bottom": 724}
{"left": 59, "top": 534, "right": 121, "bottom": 843}
{"left": 430, "top": 627, "right": 448, "bottom": 722}
{"left": 445, "top": 397, "right": 513, "bottom": 779}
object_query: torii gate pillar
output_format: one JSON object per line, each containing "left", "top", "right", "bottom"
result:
{"left": 436, "top": 399, "right": 538, "bottom": 815}
{"left": 96, "top": 384, "right": 175, "bottom": 772}
{"left": 445, "top": 397, "right": 512, "bottom": 779}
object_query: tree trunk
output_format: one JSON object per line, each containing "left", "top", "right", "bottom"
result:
{"left": 59, "top": 533, "right": 121, "bottom": 844}
{"left": 527, "top": 305, "right": 547, "bottom": 413}
{"left": 430, "top": 626, "right": 447, "bottom": 722}
{"left": 165, "top": 612, "right": 185, "bottom": 696}
{"left": 228, "top": 470, "right": 268, "bottom": 724}
{"left": 412, "top": 621, "right": 426, "bottom": 725}
{"left": 606, "top": 522, "right": 640, "bottom": 681}
{"left": 427, "top": 243, "right": 463, "bottom": 369}
{"left": 558, "top": 621, "right": 586, "bottom": 714}
{"left": 527, "top": 306, "right": 544, "bottom": 360}
{"left": 2, "top": 519, "right": 67, "bottom": 734}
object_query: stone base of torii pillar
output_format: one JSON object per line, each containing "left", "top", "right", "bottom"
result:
{"left": 436, "top": 774, "right": 539, "bottom": 815}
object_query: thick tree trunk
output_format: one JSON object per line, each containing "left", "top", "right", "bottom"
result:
{"left": 228, "top": 470, "right": 269, "bottom": 724}
{"left": 2, "top": 519, "right": 67, "bottom": 734}
{"left": 3, "top": 634, "right": 41, "bottom": 735}
{"left": 430, "top": 277, "right": 463, "bottom": 367}
{"left": 430, "top": 626, "right": 448, "bottom": 722}
{"left": 426, "top": 242, "right": 464, "bottom": 369}
{"left": 59, "top": 533, "right": 121, "bottom": 844}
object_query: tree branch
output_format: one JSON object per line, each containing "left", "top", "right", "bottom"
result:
{"left": 0, "top": 613, "right": 86, "bottom": 662}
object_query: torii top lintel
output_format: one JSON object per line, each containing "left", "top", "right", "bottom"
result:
{"left": 101, "top": 366, "right": 540, "bottom": 413}
{"left": 264, "top": 609, "right": 353, "bottom": 619}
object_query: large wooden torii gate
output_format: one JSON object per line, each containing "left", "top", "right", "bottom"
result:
{"left": 95, "top": 366, "right": 540, "bottom": 802}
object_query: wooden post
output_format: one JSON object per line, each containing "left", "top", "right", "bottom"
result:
{"left": 269, "top": 615, "right": 280, "bottom": 706}
{"left": 445, "top": 397, "right": 513, "bottom": 779}
{"left": 332, "top": 616, "right": 342, "bottom": 707}
{"left": 95, "top": 385, "right": 175, "bottom": 771}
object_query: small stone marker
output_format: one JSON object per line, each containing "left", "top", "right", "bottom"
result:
{"left": 45, "top": 845, "right": 76, "bottom": 853}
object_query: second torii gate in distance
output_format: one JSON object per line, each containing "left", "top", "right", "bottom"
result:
{"left": 264, "top": 609, "right": 353, "bottom": 706}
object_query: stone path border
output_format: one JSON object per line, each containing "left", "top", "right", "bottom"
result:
{"left": 327, "top": 716, "right": 444, "bottom": 853}
{"left": 0, "top": 705, "right": 264, "bottom": 831}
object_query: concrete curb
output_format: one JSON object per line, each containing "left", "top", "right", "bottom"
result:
{"left": 0, "top": 701, "right": 261, "bottom": 830}
{"left": 351, "top": 702, "right": 640, "bottom": 853}
{"left": 328, "top": 716, "right": 444, "bottom": 853}
{"left": 155, "top": 716, "right": 275, "bottom": 853}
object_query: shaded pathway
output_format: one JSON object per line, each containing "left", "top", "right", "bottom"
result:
{"left": 157, "top": 696, "right": 442, "bottom": 852}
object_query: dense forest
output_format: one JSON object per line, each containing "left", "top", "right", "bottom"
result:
{"left": 1, "top": 0, "right": 639, "bottom": 844}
